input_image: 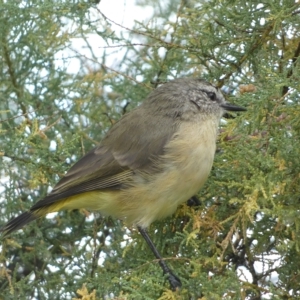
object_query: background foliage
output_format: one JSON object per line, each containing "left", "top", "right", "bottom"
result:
{"left": 0, "top": 0, "right": 299, "bottom": 299}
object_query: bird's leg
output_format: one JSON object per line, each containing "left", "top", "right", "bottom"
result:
{"left": 186, "top": 195, "right": 201, "bottom": 207}
{"left": 137, "top": 226, "right": 181, "bottom": 290}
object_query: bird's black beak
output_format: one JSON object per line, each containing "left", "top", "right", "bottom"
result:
{"left": 221, "top": 103, "right": 247, "bottom": 112}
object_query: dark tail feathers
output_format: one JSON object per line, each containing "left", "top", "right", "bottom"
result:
{"left": 1, "top": 211, "right": 38, "bottom": 237}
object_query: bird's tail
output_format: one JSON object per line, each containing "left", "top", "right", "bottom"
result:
{"left": 1, "top": 211, "right": 39, "bottom": 237}
{"left": 1, "top": 196, "right": 72, "bottom": 237}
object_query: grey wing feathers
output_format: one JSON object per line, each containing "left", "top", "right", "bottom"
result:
{"left": 31, "top": 106, "right": 178, "bottom": 209}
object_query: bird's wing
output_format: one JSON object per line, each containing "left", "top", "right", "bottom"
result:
{"left": 31, "top": 106, "right": 178, "bottom": 209}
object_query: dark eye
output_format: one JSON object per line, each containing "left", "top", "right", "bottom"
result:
{"left": 206, "top": 92, "right": 216, "bottom": 101}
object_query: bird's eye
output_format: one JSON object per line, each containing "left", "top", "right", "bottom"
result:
{"left": 206, "top": 92, "right": 216, "bottom": 101}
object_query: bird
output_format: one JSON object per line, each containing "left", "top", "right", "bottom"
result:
{"left": 1, "top": 78, "right": 246, "bottom": 290}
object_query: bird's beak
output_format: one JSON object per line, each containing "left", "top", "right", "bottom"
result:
{"left": 221, "top": 103, "right": 247, "bottom": 112}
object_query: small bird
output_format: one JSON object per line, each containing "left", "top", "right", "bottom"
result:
{"left": 1, "top": 78, "right": 246, "bottom": 290}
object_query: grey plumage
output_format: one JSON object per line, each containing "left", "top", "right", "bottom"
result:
{"left": 2, "top": 78, "right": 245, "bottom": 234}
{"left": 1, "top": 77, "right": 246, "bottom": 290}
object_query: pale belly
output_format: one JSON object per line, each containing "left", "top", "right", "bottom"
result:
{"left": 61, "top": 118, "right": 219, "bottom": 228}
{"left": 119, "top": 117, "right": 218, "bottom": 227}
